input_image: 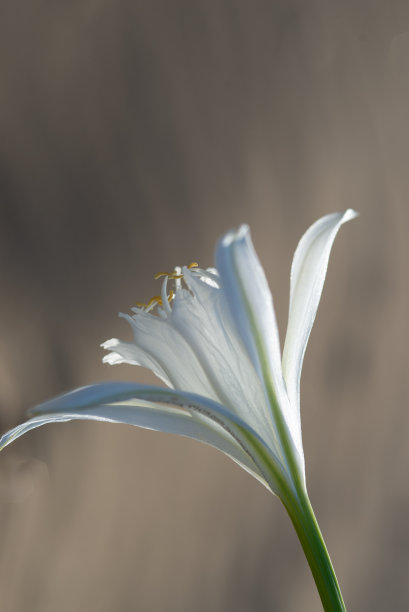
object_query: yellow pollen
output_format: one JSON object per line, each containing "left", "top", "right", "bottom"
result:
{"left": 154, "top": 271, "right": 170, "bottom": 280}
{"left": 154, "top": 262, "right": 199, "bottom": 281}
{"left": 147, "top": 295, "right": 163, "bottom": 307}
{"left": 147, "top": 261, "right": 201, "bottom": 309}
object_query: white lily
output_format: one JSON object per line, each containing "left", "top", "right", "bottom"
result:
{"left": 0, "top": 210, "right": 357, "bottom": 611}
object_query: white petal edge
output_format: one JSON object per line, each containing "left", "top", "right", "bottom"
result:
{"left": 0, "top": 383, "right": 287, "bottom": 492}
{"left": 282, "top": 209, "right": 358, "bottom": 413}
{"left": 215, "top": 226, "right": 305, "bottom": 481}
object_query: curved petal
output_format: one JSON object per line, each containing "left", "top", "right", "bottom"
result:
{"left": 282, "top": 209, "right": 358, "bottom": 413}
{"left": 101, "top": 338, "right": 173, "bottom": 387}
{"left": 168, "top": 268, "right": 276, "bottom": 446}
{"left": 104, "top": 311, "right": 223, "bottom": 403}
{"left": 0, "top": 383, "right": 285, "bottom": 491}
{"left": 215, "top": 226, "right": 304, "bottom": 478}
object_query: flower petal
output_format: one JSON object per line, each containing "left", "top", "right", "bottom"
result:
{"left": 282, "top": 209, "right": 358, "bottom": 413}
{"left": 104, "top": 311, "right": 222, "bottom": 403}
{"left": 0, "top": 383, "right": 286, "bottom": 491}
{"left": 215, "top": 226, "right": 304, "bottom": 477}
{"left": 102, "top": 338, "right": 173, "bottom": 387}
{"left": 168, "top": 268, "right": 276, "bottom": 447}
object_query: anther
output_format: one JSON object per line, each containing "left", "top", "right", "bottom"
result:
{"left": 154, "top": 272, "right": 170, "bottom": 280}
{"left": 147, "top": 295, "right": 163, "bottom": 307}
{"left": 188, "top": 262, "right": 199, "bottom": 269}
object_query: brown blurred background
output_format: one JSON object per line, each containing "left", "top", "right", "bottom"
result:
{"left": 0, "top": 1, "right": 408, "bottom": 610}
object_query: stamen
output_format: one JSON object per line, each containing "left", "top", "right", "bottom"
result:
{"left": 161, "top": 275, "right": 172, "bottom": 315}
{"left": 147, "top": 295, "right": 163, "bottom": 307}
{"left": 150, "top": 262, "right": 204, "bottom": 311}
{"left": 145, "top": 295, "right": 163, "bottom": 313}
{"left": 155, "top": 263, "right": 199, "bottom": 282}
{"left": 154, "top": 272, "right": 170, "bottom": 280}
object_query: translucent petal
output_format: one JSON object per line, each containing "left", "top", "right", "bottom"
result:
{"left": 102, "top": 338, "right": 172, "bottom": 387}
{"left": 0, "top": 383, "right": 281, "bottom": 490}
{"left": 216, "top": 225, "right": 304, "bottom": 473}
{"left": 104, "top": 312, "right": 221, "bottom": 402}
{"left": 282, "top": 210, "right": 357, "bottom": 413}
{"left": 168, "top": 268, "right": 275, "bottom": 446}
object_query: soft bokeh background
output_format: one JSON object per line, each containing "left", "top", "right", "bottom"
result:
{"left": 0, "top": 1, "right": 408, "bottom": 610}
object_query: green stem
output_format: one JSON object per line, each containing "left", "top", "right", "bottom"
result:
{"left": 281, "top": 486, "right": 346, "bottom": 612}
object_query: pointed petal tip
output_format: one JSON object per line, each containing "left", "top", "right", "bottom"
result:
{"left": 100, "top": 338, "right": 119, "bottom": 349}
{"left": 236, "top": 223, "right": 250, "bottom": 237}
{"left": 102, "top": 354, "right": 117, "bottom": 365}
{"left": 220, "top": 224, "right": 250, "bottom": 247}
{"left": 342, "top": 208, "right": 359, "bottom": 223}
{"left": 100, "top": 339, "right": 120, "bottom": 364}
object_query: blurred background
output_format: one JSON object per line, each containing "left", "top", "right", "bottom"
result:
{"left": 0, "top": 1, "right": 408, "bottom": 610}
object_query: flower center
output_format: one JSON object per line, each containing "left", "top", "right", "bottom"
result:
{"left": 135, "top": 262, "right": 199, "bottom": 312}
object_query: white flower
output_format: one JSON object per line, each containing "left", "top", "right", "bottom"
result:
{"left": 1, "top": 210, "right": 357, "bottom": 610}
{"left": 0, "top": 211, "right": 357, "bottom": 498}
